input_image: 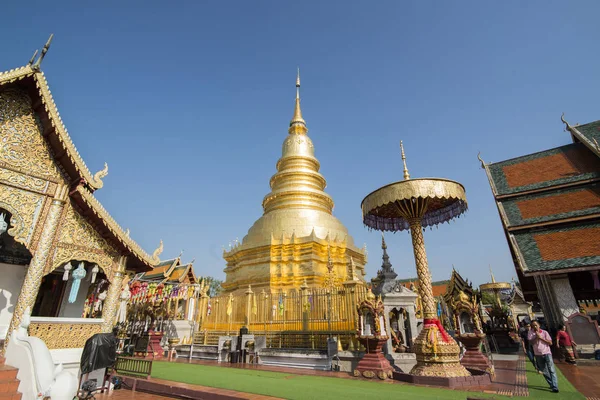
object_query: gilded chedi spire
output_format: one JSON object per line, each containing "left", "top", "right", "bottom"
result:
{"left": 223, "top": 71, "right": 365, "bottom": 293}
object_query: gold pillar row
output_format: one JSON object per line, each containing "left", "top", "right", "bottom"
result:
{"left": 3, "top": 184, "right": 69, "bottom": 353}
{"left": 101, "top": 256, "right": 127, "bottom": 332}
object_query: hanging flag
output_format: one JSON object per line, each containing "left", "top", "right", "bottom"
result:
{"left": 226, "top": 294, "right": 233, "bottom": 317}
{"left": 278, "top": 294, "right": 284, "bottom": 316}
{"left": 207, "top": 300, "right": 212, "bottom": 316}
{"left": 69, "top": 262, "right": 87, "bottom": 303}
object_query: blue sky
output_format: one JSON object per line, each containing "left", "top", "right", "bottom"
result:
{"left": 2, "top": 1, "right": 599, "bottom": 286}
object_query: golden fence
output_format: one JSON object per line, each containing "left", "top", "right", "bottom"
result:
{"left": 199, "top": 285, "right": 368, "bottom": 336}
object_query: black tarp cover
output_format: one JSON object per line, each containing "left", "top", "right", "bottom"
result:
{"left": 80, "top": 333, "right": 117, "bottom": 375}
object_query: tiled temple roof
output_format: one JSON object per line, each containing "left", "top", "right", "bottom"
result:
{"left": 482, "top": 130, "right": 600, "bottom": 275}
{"left": 500, "top": 183, "right": 600, "bottom": 227}
{"left": 487, "top": 143, "right": 600, "bottom": 196}
{"left": 512, "top": 222, "right": 600, "bottom": 273}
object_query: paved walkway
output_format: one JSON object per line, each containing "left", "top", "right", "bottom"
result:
{"left": 557, "top": 362, "right": 600, "bottom": 399}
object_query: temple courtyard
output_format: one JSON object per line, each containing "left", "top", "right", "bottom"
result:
{"left": 92, "top": 356, "right": 596, "bottom": 400}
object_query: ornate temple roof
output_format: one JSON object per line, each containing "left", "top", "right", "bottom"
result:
{"left": 135, "top": 255, "right": 197, "bottom": 284}
{"left": 0, "top": 43, "right": 162, "bottom": 271}
{"left": 481, "top": 116, "right": 600, "bottom": 277}
{"left": 226, "top": 71, "right": 362, "bottom": 251}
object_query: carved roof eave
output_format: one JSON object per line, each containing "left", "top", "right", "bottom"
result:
{"left": 74, "top": 185, "right": 156, "bottom": 270}
{"left": 0, "top": 65, "right": 105, "bottom": 191}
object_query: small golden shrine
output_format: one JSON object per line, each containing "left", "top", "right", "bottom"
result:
{"left": 222, "top": 71, "right": 367, "bottom": 294}
{"left": 353, "top": 290, "right": 394, "bottom": 380}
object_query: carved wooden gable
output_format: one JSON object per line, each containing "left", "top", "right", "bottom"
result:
{"left": 0, "top": 89, "right": 64, "bottom": 182}
{"left": 50, "top": 202, "right": 120, "bottom": 281}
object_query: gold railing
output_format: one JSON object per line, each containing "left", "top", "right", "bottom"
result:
{"left": 196, "top": 286, "right": 367, "bottom": 350}
{"left": 29, "top": 319, "right": 103, "bottom": 349}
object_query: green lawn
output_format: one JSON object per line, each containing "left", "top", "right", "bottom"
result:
{"left": 524, "top": 361, "right": 585, "bottom": 400}
{"left": 151, "top": 362, "right": 505, "bottom": 400}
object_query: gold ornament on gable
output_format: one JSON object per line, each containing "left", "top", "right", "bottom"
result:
{"left": 0, "top": 89, "right": 64, "bottom": 182}
{"left": 0, "top": 185, "right": 44, "bottom": 249}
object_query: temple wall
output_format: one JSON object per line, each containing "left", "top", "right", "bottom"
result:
{"left": 0, "top": 262, "right": 27, "bottom": 338}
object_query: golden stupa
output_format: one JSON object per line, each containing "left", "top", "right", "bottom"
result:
{"left": 222, "top": 71, "right": 367, "bottom": 293}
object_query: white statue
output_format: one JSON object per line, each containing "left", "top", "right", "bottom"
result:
{"left": 116, "top": 279, "right": 131, "bottom": 324}
{"left": 0, "top": 213, "right": 8, "bottom": 235}
{"left": 5, "top": 307, "right": 78, "bottom": 400}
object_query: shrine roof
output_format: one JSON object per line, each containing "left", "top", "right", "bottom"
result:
{"left": 500, "top": 183, "right": 600, "bottom": 227}
{"left": 511, "top": 221, "right": 600, "bottom": 273}
{"left": 137, "top": 257, "right": 180, "bottom": 280}
{"left": 167, "top": 263, "right": 197, "bottom": 284}
{"left": 0, "top": 63, "right": 163, "bottom": 272}
{"left": 487, "top": 143, "right": 600, "bottom": 197}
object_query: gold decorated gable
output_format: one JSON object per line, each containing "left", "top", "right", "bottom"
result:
{"left": 0, "top": 63, "right": 160, "bottom": 271}
{"left": 0, "top": 185, "right": 44, "bottom": 249}
{"left": 0, "top": 66, "right": 105, "bottom": 190}
{"left": 50, "top": 201, "right": 119, "bottom": 280}
{"left": 0, "top": 89, "right": 64, "bottom": 182}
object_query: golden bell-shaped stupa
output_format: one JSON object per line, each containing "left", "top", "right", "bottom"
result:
{"left": 222, "top": 70, "right": 367, "bottom": 293}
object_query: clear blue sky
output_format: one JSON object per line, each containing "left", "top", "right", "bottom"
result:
{"left": 2, "top": 1, "right": 599, "bottom": 287}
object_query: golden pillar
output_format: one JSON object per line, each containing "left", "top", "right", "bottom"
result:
{"left": 408, "top": 218, "right": 435, "bottom": 319}
{"left": 3, "top": 185, "right": 69, "bottom": 353}
{"left": 245, "top": 285, "right": 253, "bottom": 327}
{"left": 101, "top": 256, "right": 127, "bottom": 332}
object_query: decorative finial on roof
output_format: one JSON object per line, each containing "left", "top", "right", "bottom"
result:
{"left": 289, "top": 68, "right": 307, "bottom": 133}
{"left": 561, "top": 112, "right": 573, "bottom": 132}
{"left": 477, "top": 152, "right": 485, "bottom": 169}
{"left": 489, "top": 265, "right": 496, "bottom": 283}
{"left": 178, "top": 249, "right": 184, "bottom": 259}
{"left": 190, "top": 258, "right": 196, "bottom": 264}
{"left": 92, "top": 162, "right": 109, "bottom": 189}
{"left": 125, "top": 228, "right": 130, "bottom": 237}
{"left": 32, "top": 34, "right": 54, "bottom": 71}
{"left": 400, "top": 140, "right": 410, "bottom": 180}
{"left": 380, "top": 232, "right": 394, "bottom": 274}
{"left": 327, "top": 244, "right": 333, "bottom": 272}
{"left": 152, "top": 239, "right": 164, "bottom": 264}
{"left": 593, "top": 138, "right": 600, "bottom": 152}
{"left": 28, "top": 50, "right": 39, "bottom": 66}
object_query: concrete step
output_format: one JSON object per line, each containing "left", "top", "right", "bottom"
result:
{"left": 0, "top": 358, "right": 21, "bottom": 400}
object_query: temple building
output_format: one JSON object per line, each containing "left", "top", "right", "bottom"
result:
{"left": 222, "top": 72, "right": 367, "bottom": 293}
{"left": 480, "top": 115, "right": 600, "bottom": 328}
{"left": 0, "top": 40, "right": 166, "bottom": 368}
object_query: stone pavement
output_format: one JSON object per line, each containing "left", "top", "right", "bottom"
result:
{"left": 557, "top": 362, "right": 600, "bottom": 399}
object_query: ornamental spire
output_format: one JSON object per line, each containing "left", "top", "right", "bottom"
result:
{"left": 289, "top": 68, "right": 307, "bottom": 133}
{"left": 400, "top": 140, "right": 410, "bottom": 180}
{"left": 380, "top": 232, "right": 393, "bottom": 273}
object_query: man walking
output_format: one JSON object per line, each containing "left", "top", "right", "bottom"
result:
{"left": 520, "top": 322, "right": 538, "bottom": 372}
{"left": 528, "top": 321, "right": 559, "bottom": 393}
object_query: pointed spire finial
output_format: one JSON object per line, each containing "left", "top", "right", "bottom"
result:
{"left": 32, "top": 34, "right": 54, "bottom": 70}
{"left": 296, "top": 67, "right": 301, "bottom": 98}
{"left": 381, "top": 232, "right": 387, "bottom": 250}
{"left": 400, "top": 140, "right": 410, "bottom": 180}
{"left": 28, "top": 50, "right": 39, "bottom": 66}
{"left": 289, "top": 68, "right": 306, "bottom": 133}
{"left": 489, "top": 265, "right": 496, "bottom": 283}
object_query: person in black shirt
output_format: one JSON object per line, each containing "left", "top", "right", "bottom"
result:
{"left": 520, "top": 322, "right": 539, "bottom": 372}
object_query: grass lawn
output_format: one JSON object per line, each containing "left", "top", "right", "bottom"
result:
{"left": 151, "top": 361, "right": 505, "bottom": 400}
{"left": 524, "top": 361, "right": 585, "bottom": 400}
